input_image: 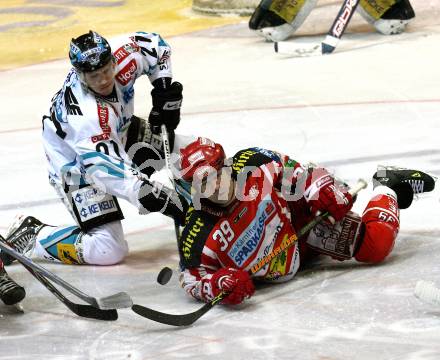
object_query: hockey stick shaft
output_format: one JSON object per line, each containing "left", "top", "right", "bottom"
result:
{"left": 321, "top": 0, "right": 361, "bottom": 54}
{"left": 275, "top": 0, "right": 360, "bottom": 56}
{"left": 132, "top": 179, "right": 368, "bottom": 326}
{"left": 22, "top": 263, "right": 118, "bottom": 321}
{"left": 161, "top": 124, "right": 181, "bottom": 240}
{"left": 0, "top": 237, "right": 132, "bottom": 310}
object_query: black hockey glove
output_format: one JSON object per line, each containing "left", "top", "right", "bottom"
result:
{"left": 138, "top": 180, "right": 188, "bottom": 226}
{"left": 148, "top": 81, "right": 183, "bottom": 133}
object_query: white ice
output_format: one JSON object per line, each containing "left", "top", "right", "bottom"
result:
{"left": 1, "top": 2, "right": 440, "bottom": 359}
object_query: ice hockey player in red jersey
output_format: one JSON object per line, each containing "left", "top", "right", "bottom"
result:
{"left": 177, "top": 138, "right": 435, "bottom": 305}
{"left": 0, "top": 259, "right": 25, "bottom": 306}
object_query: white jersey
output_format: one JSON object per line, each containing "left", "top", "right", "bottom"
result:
{"left": 42, "top": 31, "right": 176, "bottom": 209}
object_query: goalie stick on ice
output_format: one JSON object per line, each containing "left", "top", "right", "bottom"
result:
{"left": 274, "top": 0, "right": 360, "bottom": 57}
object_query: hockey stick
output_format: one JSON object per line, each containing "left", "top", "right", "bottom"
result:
{"left": 161, "top": 124, "right": 181, "bottom": 242}
{"left": 0, "top": 237, "right": 132, "bottom": 310}
{"left": 132, "top": 178, "right": 368, "bottom": 326}
{"left": 274, "top": 0, "right": 360, "bottom": 57}
{"left": 23, "top": 263, "right": 118, "bottom": 321}
{"left": 158, "top": 124, "right": 186, "bottom": 285}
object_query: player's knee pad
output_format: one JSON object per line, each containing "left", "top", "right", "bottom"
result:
{"left": 249, "top": 0, "right": 318, "bottom": 41}
{"left": 83, "top": 221, "right": 128, "bottom": 265}
{"left": 354, "top": 187, "right": 400, "bottom": 263}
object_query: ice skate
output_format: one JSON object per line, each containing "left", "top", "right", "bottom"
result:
{"left": 373, "top": 166, "right": 436, "bottom": 209}
{"left": 0, "top": 215, "right": 45, "bottom": 265}
{"left": 0, "top": 265, "right": 26, "bottom": 306}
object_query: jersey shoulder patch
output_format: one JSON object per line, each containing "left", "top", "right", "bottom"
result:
{"left": 179, "top": 207, "right": 218, "bottom": 269}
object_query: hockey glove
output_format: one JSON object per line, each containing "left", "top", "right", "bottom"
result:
{"left": 148, "top": 81, "right": 183, "bottom": 133}
{"left": 138, "top": 180, "right": 188, "bottom": 226}
{"left": 304, "top": 168, "right": 353, "bottom": 222}
{"left": 211, "top": 268, "right": 255, "bottom": 305}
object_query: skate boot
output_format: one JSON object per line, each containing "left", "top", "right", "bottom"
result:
{"left": 0, "top": 215, "right": 45, "bottom": 265}
{"left": 373, "top": 166, "right": 436, "bottom": 209}
{"left": 0, "top": 265, "right": 26, "bottom": 305}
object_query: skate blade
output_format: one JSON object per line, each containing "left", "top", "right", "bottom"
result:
{"left": 1, "top": 302, "right": 24, "bottom": 314}
{"left": 13, "top": 302, "right": 24, "bottom": 313}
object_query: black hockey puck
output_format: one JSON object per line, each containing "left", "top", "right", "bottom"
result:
{"left": 157, "top": 267, "right": 173, "bottom": 285}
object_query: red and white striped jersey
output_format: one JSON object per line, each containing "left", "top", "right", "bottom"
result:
{"left": 179, "top": 148, "right": 304, "bottom": 303}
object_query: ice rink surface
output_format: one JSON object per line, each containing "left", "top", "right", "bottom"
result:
{"left": 1, "top": 2, "right": 440, "bottom": 359}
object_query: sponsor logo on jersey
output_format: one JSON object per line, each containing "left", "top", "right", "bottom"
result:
{"left": 79, "top": 199, "right": 116, "bottom": 219}
{"left": 182, "top": 217, "right": 205, "bottom": 260}
{"left": 91, "top": 133, "right": 110, "bottom": 143}
{"left": 253, "top": 147, "right": 281, "bottom": 161}
{"left": 114, "top": 46, "right": 130, "bottom": 64}
{"left": 159, "top": 50, "right": 170, "bottom": 70}
{"left": 233, "top": 207, "right": 248, "bottom": 223}
{"left": 232, "top": 150, "right": 257, "bottom": 173}
{"left": 92, "top": 100, "right": 112, "bottom": 143}
{"left": 268, "top": 233, "right": 289, "bottom": 277}
{"left": 228, "top": 200, "right": 276, "bottom": 266}
{"left": 251, "top": 230, "right": 297, "bottom": 274}
{"left": 114, "top": 43, "right": 140, "bottom": 65}
{"left": 116, "top": 59, "right": 137, "bottom": 86}
{"left": 57, "top": 243, "right": 80, "bottom": 265}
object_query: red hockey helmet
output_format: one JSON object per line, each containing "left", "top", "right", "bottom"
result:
{"left": 180, "top": 138, "right": 226, "bottom": 182}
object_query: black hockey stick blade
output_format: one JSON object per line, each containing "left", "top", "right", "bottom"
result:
{"left": 131, "top": 300, "right": 216, "bottom": 327}
{"left": 25, "top": 264, "right": 118, "bottom": 321}
{"left": 131, "top": 292, "right": 225, "bottom": 326}
{"left": 0, "top": 237, "right": 132, "bottom": 310}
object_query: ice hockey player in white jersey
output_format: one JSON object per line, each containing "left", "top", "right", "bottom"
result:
{"left": 0, "top": 30, "right": 194, "bottom": 266}
{"left": 249, "top": 0, "right": 416, "bottom": 42}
